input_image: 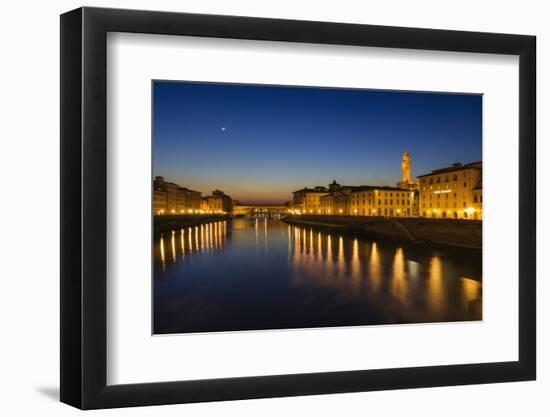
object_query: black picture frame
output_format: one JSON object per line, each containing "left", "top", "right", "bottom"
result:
{"left": 60, "top": 6, "right": 536, "bottom": 409}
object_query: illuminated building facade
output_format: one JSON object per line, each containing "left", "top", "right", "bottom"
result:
{"left": 320, "top": 193, "right": 334, "bottom": 215}
{"left": 177, "top": 187, "right": 202, "bottom": 213}
{"left": 396, "top": 151, "right": 420, "bottom": 215}
{"left": 417, "top": 161, "right": 482, "bottom": 220}
{"left": 153, "top": 176, "right": 202, "bottom": 215}
{"left": 291, "top": 186, "right": 329, "bottom": 214}
{"left": 205, "top": 190, "right": 233, "bottom": 214}
{"left": 154, "top": 176, "right": 179, "bottom": 214}
{"left": 472, "top": 182, "right": 483, "bottom": 219}
{"left": 350, "top": 186, "right": 415, "bottom": 217}
{"left": 200, "top": 197, "right": 209, "bottom": 212}
{"left": 153, "top": 188, "right": 167, "bottom": 215}
{"left": 333, "top": 187, "right": 355, "bottom": 215}
{"left": 291, "top": 154, "right": 420, "bottom": 217}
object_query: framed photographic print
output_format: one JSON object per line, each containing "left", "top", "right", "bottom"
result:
{"left": 60, "top": 7, "right": 536, "bottom": 409}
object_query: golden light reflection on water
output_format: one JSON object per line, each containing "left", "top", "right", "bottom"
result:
{"left": 368, "top": 242, "right": 381, "bottom": 291}
{"left": 195, "top": 226, "right": 199, "bottom": 249}
{"left": 351, "top": 239, "right": 360, "bottom": 284}
{"left": 180, "top": 229, "right": 185, "bottom": 258}
{"left": 338, "top": 236, "right": 345, "bottom": 273}
{"left": 461, "top": 277, "right": 481, "bottom": 302}
{"left": 159, "top": 235, "right": 166, "bottom": 271}
{"left": 171, "top": 231, "right": 176, "bottom": 263}
{"left": 156, "top": 219, "right": 481, "bottom": 322}
{"left": 391, "top": 248, "right": 407, "bottom": 303}
{"left": 157, "top": 221, "right": 228, "bottom": 270}
{"left": 427, "top": 255, "right": 447, "bottom": 315}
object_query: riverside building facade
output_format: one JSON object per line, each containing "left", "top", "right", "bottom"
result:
{"left": 291, "top": 153, "right": 420, "bottom": 217}
{"left": 417, "top": 161, "right": 482, "bottom": 220}
{"left": 291, "top": 186, "right": 329, "bottom": 214}
{"left": 153, "top": 176, "right": 203, "bottom": 215}
{"left": 350, "top": 186, "right": 415, "bottom": 217}
{"left": 204, "top": 190, "right": 234, "bottom": 214}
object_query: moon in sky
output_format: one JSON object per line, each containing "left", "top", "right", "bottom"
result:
{"left": 221, "top": 127, "right": 226, "bottom": 131}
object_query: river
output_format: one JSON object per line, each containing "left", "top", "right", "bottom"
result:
{"left": 154, "top": 216, "right": 482, "bottom": 334}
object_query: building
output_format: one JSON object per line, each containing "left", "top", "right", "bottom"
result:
{"left": 320, "top": 193, "right": 334, "bottom": 215}
{"left": 205, "top": 190, "right": 233, "bottom": 214}
{"left": 472, "top": 181, "right": 483, "bottom": 220}
{"left": 177, "top": 187, "right": 202, "bottom": 213}
{"left": 291, "top": 153, "right": 420, "bottom": 218}
{"left": 291, "top": 186, "right": 329, "bottom": 214}
{"left": 396, "top": 152, "right": 420, "bottom": 215}
{"left": 153, "top": 176, "right": 202, "bottom": 215}
{"left": 417, "top": 161, "right": 482, "bottom": 220}
{"left": 333, "top": 187, "right": 356, "bottom": 215}
{"left": 154, "top": 176, "right": 179, "bottom": 214}
{"left": 153, "top": 188, "right": 166, "bottom": 215}
{"left": 350, "top": 186, "right": 415, "bottom": 217}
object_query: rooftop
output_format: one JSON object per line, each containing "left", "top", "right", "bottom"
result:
{"left": 292, "top": 186, "right": 329, "bottom": 194}
{"left": 416, "top": 161, "right": 482, "bottom": 178}
{"left": 350, "top": 185, "right": 410, "bottom": 193}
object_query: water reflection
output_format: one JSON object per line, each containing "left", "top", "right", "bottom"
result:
{"left": 154, "top": 218, "right": 482, "bottom": 334}
{"left": 157, "top": 221, "right": 228, "bottom": 272}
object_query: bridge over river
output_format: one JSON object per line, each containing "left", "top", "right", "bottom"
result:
{"left": 233, "top": 204, "right": 288, "bottom": 216}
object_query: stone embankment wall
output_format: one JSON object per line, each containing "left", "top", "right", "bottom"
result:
{"left": 283, "top": 215, "right": 482, "bottom": 249}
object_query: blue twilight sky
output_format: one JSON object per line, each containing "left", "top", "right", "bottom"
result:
{"left": 153, "top": 81, "right": 482, "bottom": 204}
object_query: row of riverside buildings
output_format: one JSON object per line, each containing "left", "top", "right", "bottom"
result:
{"left": 153, "top": 176, "right": 233, "bottom": 215}
{"left": 289, "top": 152, "right": 483, "bottom": 220}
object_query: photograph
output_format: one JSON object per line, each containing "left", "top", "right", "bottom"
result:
{"left": 152, "top": 81, "right": 483, "bottom": 335}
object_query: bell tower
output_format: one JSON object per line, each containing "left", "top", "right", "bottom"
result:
{"left": 401, "top": 152, "right": 411, "bottom": 183}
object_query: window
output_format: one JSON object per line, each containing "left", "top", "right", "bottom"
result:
{"left": 464, "top": 182, "right": 467, "bottom": 187}
{"left": 474, "top": 195, "right": 478, "bottom": 203}
{"left": 453, "top": 174, "right": 458, "bottom": 181}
